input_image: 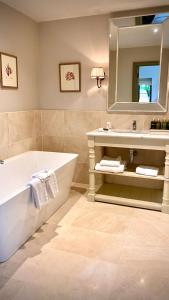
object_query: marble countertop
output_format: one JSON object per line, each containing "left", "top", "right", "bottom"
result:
{"left": 86, "top": 129, "right": 169, "bottom": 140}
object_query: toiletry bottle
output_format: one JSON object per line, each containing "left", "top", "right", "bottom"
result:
{"left": 150, "top": 119, "right": 157, "bottom": 129}
{"left": 156, "top": 119, "right": 161, "bottom": 129}
{"left": 162, "top": 119, "right": 167, "bottom": 130}
{"left": 167, "top": 119, "right": 169, "bottom": 130}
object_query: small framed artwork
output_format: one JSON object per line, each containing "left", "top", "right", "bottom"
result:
{"left": 0, "top": 52, "right": 18, "bottom": 89}
{"left": 59, "top": 62, "right": 81, "bottom": 92}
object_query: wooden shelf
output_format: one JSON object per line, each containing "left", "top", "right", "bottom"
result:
{"left": 95, "top": 183, "right": 162, "bottom": 211}
{"left": 90, "top": 164, "right": 165, "bottom": 181}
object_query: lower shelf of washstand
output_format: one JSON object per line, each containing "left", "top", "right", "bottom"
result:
{"left": 95, "top": 183, "right": 163, "bottom": 211}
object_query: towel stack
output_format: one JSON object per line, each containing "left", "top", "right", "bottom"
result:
{"left": 95, "top": 156, "right": 126, "bottom": 173}
{"left": 136, "top": 165, "right": 159, "bottom": 177}
{"left": 28, "top": 170, "right": 59, "bottom": 209}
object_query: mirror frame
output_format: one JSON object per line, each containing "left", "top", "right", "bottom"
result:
{"left": 107, "top": 11, "right": 169, "bottom": 113}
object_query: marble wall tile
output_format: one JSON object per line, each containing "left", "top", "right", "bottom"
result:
{"left": 42, "top": 110, "right": 64, "bottom": 137}
{"left": 0, "top": 113, "right": 9, "bottom": 148}
{"left": 0, "top": 146, "right": 9, "bottom": 160}
{"left": 33, "top": 110, "right": 42, "bottom": 137}
{"left": 8, "top": 111, "right": 35, "bottom": 144}
{"left": 8, "top": 137, "right": 40, "bottom": 157}
{"left": 100, "top": 112, "right": 145, "bottom": 130}
{"left": 64, "top": 111, "right": 101, "bottom": 137}
{"left": 0, "top": 110, "right": 42, "bottom": 161}
{"left": 73, "top": 163, "right": 89, "bottom": 184}
{"left": 43, "top": 136, "right": 64, "bottom": 152}
{"left": 63, "top": 136, "right": 89, "bottom": 163}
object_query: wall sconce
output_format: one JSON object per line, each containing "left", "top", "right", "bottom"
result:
{"left": 91, "top": 67, "right": 105, "bottom": 88}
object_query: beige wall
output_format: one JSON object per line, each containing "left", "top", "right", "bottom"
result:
{"left": 39, "top": 14, "right": 109, "bottom": 111}
{"left": 0, "top": 2, "right": 39, "bottom": 112}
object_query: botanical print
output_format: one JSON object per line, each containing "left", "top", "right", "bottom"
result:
{"left": 5, "top": 64, "right": 13, "bottom": 77}
{"left": 65, "top": 71, "right": 75, "bottom": 81}
{"left": 59, "top": 63, "right": 81, "bottom": 92}
{"left": 0, "top": 53, "right": 18, "bottom": 88}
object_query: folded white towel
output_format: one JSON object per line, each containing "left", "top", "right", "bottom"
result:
{"left": 32, "top": 169, "right": 59, "bottom": 199}
{"left": 136, "top": 165, "right": 159, "bottom": 177}
{"left": 95, "top": 162, "right": 125, "bottom": 173}
{"left": 100, "top": 156, "right": 121, "bottom": 167}
{"left": 28, "top": 177, "right": 48, "bottom": 209}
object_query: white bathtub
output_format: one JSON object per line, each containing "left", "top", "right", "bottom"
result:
{"left": 0, "top": 151, "right": 78, "bottom": 262}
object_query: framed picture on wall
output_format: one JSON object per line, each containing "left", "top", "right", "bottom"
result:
{"left": 59, "top": 62, "right": 81, "bottom": 92}
{"left": 0, "top": 52, "right": 18, "bottom": 89}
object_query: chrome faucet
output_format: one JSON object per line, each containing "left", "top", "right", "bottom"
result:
{"left": 0, "top": 160, "right": 4, "bottom": 164}
{"left": 132, "top": 120, "right": 137, "bottom": 131}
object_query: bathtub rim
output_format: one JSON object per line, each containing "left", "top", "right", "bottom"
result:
{"left": 0, "top": 151, "right": 78, "bottom": 207}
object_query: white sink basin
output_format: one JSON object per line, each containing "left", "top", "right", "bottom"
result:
{"left": 110, "top": 129, "right": 146, "bottom": 134}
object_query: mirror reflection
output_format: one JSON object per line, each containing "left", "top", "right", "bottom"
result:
{"left": 108, "top": 13, "right": 169, "bottom": 112}
{"left": 132, "top": 61, "right": 160, "bottom": 103}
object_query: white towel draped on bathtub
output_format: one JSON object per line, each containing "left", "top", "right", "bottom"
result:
{"left": 29, "top": 170, "right": 59, "bottom": 209}
{"left": 32, "top": 169, "right": 59, "bottom": 198}
{"left": 29, "top": 177, "right": 49, "bottom": 209}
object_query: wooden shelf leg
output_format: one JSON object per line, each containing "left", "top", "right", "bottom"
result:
{"left": 88, "top": 137, "right": 95, "bottom": 201}
{"left": 162, "top": 145, "right": 169, "bottom": 214}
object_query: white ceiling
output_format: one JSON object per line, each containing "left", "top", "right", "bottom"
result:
{"left": 1, "top": 0, "right": 169, "bottom": 22}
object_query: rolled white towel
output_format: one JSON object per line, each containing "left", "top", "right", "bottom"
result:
{"left": 100, "top": 156, "right": 121, "bottom": 167}
{"left": 95, "top": 162, "right": 125, "bottom": 173}
{"left": 28, "top": 177, "right": 48, "bottom": 209}
{"left": 136, "top": 165, "right": 159, "bottom": 177}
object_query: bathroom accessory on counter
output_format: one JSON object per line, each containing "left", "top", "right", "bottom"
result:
{"left": 150, "top": 119, "right": 169, "bottom": 130}
{"left": 156, "top": 119, "right": 161, "bottom": 129}
{"left": 162, "top": 120, "right": 167, "bottom": 130}
{"left": 98, "top": 128, "right": 110, "bottom": 132}
{"left": 136, "top": 165, "right": 159, "bottom": 177}
{"left": 100, "top": 156, "right": 121, "bottom": 167}
{"left": 150, "top": 119, "right": 157, "bottom": 129}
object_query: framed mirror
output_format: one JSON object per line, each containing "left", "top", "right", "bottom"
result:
{"left": 108, "top": 12, "right": 169, "bottom": 113}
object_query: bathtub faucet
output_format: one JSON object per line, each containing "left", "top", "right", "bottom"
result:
{"left": 0, "top": 160, "right": 4, "bottom": 164}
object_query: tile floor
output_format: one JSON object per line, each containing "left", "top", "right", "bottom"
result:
{"left": 1, "top": 188, "right": 169, "bottom": 299}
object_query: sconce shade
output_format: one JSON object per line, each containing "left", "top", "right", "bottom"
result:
{"left": 91, "top": 67, "right": 105, "bottom": 79}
